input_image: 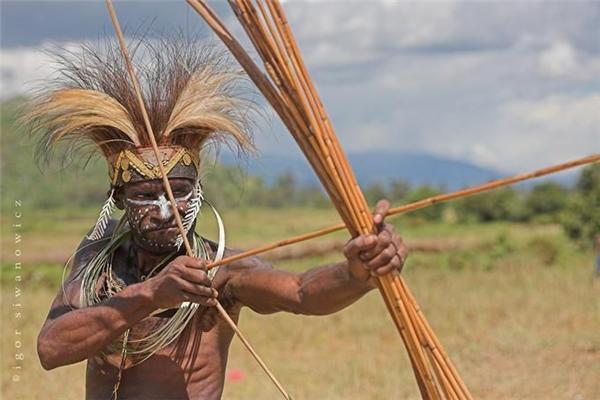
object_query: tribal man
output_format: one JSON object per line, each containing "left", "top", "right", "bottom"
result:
{"left": 28, "top": 39, "right": 408, "bottom": 399}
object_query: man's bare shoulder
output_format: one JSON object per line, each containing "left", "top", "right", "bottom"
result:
{"left": 53, "top": 219, "right": 123, "bottom": 312}
{"left": 70, "top": 218, "right": 122, "bottom": 277}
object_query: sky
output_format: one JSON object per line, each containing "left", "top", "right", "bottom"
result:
{"left": 1, "top": 0, "right": 599, "bottom": 173}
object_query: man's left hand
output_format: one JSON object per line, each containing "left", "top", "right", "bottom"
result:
{"left": 343, "top": 199, "right": 408, "bottom": 282}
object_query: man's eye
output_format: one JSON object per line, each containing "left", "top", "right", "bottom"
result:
{"left": 174, "top": 189, "right": 191, "bottom": 197}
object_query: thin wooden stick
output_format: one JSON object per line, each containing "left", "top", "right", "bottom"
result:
{"left": 105, "top": 2, "right": 290, "bottom": 399}
{"left": 426, "top": 345, "right": 456, "bottom": 400}
{"left": 206, "top": 153, "right": 599, "bottom": 269}
{"left": 391, "top": 274, "right": 470, "bottom": 398}
{"left": 214, "top": 302, "right": 290, "bottom": 398}
{"left": 105, "top": 0, "right": 196, "bottom": 251}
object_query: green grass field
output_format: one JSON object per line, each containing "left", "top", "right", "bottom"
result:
{"left": 1, "top": 208, "right": 599, "bottom": 399}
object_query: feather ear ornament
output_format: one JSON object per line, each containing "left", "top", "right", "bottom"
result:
{"left": 87, "top": 188, "right": 116, "bottom": 241}
{"left": 176, "top": 180, "right": 204, "bottom": 250}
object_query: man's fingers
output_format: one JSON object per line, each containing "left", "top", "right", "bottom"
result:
{"left": 344, "top": 234, "right": 377, "bottom": 259}
{"left": 175, "top": 256, "right": 208, "bottom": 270}
{"left": 370, "top": 255, "right": 401, "bottom": 277}
{"left": 369, "top": 238, "right": 408, "bottom": 276}
{"left": 175, "top": 276, "right": 217, "bottom": 299}
{"left": 365, "top": 244, "right": 397, "bottom": 270}
{"left": 360, "top": 229, "right": 392, "bottom": 260}
{"left": 180, "top": 267, "right": 212, "bottom": 287}
{"left": 373, "top": 199, "right": 390, "bottom": 226}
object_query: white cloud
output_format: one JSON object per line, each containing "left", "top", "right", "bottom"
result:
{"left": 0, "top": 42, "right": 85, "bottom": 99}
{"left": 538, "top": 41, "right": 579, "bottom": 78}
{"left": 454, "top": 95, "right": 600, "bottom": 171}
{"left": 0, "top": 46, "right": 53, "bottom": 99}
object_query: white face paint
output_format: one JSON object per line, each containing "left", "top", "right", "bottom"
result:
{"left": 156, "top": 194, "right": 171, "bottom": 219}
{"left": 125, "top": 188, "right": 195, "bottom": 249}
{"left": 126, "top": 191, "right": 193, "bottom": 220}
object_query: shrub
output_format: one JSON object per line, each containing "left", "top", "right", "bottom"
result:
{"left": 560, "top": 164, "right": 600, "bottom": 248}
{"left": 455, "top": 188, "right": 526, "bottom": 222}
{"left": 524, "top": 182, "right": 568, "bottom": 222}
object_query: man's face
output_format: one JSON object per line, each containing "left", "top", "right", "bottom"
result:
{"left": 121, "top": 178, "right": 195, "bottom": 252}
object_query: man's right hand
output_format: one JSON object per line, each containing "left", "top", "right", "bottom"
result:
{"left": 141, "top": 256, "right": 218, "bottom": 310}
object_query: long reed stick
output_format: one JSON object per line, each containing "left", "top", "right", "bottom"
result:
{"left": 105, "top": 2, "right": 290, "bottom": 398}
{"left": 205, "top": 153, "right": 599, "bottom": 270}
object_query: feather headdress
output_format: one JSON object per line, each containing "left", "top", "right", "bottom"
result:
{"left": 23, "top": 36, "right": 255, "bottom": 239}
{"left": 24, "top": 36, "right": 256, "bottom": 185}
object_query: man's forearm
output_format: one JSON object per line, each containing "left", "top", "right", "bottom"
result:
{"left": 38, "top": 283, "right": 155, "bottom": 370}
{"left": 295, "top": 261, "right": 375, "bottom": 315}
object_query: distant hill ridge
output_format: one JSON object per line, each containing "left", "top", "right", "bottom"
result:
{"left": 220, "top": 151, "right": 505, "bottom": 190}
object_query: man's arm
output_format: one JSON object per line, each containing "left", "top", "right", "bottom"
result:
{"left": 38, "top": 233, "right": 218, "bottom": 370}
{"left": 226, "top": 200, "right": 408, "bottom": 316}
{"left": 224, "top": 257, "right": 373, "bottom": 315}
{"left": 36, "top": 226, "right": 156, "bottom": 370}
{"left": 37, "top": 280, "right": 155, "bottom": 370}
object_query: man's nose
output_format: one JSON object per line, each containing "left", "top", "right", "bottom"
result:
{"left": 148, "top": 194, "right": 185, "bottom": 225}
{"left": 156, "top": 194, "right": 172, "bottom": 220}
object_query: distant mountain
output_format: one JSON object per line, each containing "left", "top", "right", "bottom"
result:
{"left": 220, "top": 151, "right": 506, "bottom": 190}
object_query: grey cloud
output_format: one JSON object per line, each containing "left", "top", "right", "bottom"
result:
{"left": 0, "top": 0, "right": 231, "bottom": 48}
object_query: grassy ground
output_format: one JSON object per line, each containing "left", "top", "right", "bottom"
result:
{"left": 1, "top": 208, "right": 599, "bottom": 399}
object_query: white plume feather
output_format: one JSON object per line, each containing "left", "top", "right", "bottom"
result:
{"left": 176, "top": 181, "right": 203, "bottom": 249}
{"left": 87, "top": 189, "right": 116, "bottom": 241}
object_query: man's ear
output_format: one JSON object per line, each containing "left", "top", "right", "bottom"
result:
{"left": 113, "top": 187, "right": 125, "bottom": 210}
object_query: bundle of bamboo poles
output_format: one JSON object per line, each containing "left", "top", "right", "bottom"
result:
{"left": 188, "top": 0, "right": 472, "bottom": 398}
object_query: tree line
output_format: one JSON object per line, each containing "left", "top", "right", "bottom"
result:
{"left": 203, "top": 163, "right": 599, "bottom": 247}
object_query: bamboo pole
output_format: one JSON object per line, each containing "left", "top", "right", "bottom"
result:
{"left": 375, "top": 279, "right": 430, "bottom": 396}
{"left": 398, "top": 277, "right": 472, "bottom": 398}
{"left": 392, "top": 274, "right": 469, "bottom": 398}
{"left": 239, "top": 6, "right": 441, "bottom": 393}
{"left": 382, "top": 276, "right": 440, "bottom": 398}
{"left": 105, "top": 2, "right": 290, "bottom": 399}
{"left": 195, "top": 1, "right": 448, "bottom": 397}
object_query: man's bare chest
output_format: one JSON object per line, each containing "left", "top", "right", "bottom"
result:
{"left": 86, "top": 316, "right": 238, "bottom": 400}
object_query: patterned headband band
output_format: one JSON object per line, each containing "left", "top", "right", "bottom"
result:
{"left": 108, "top": 146, "right": 200, "bottom": 187}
